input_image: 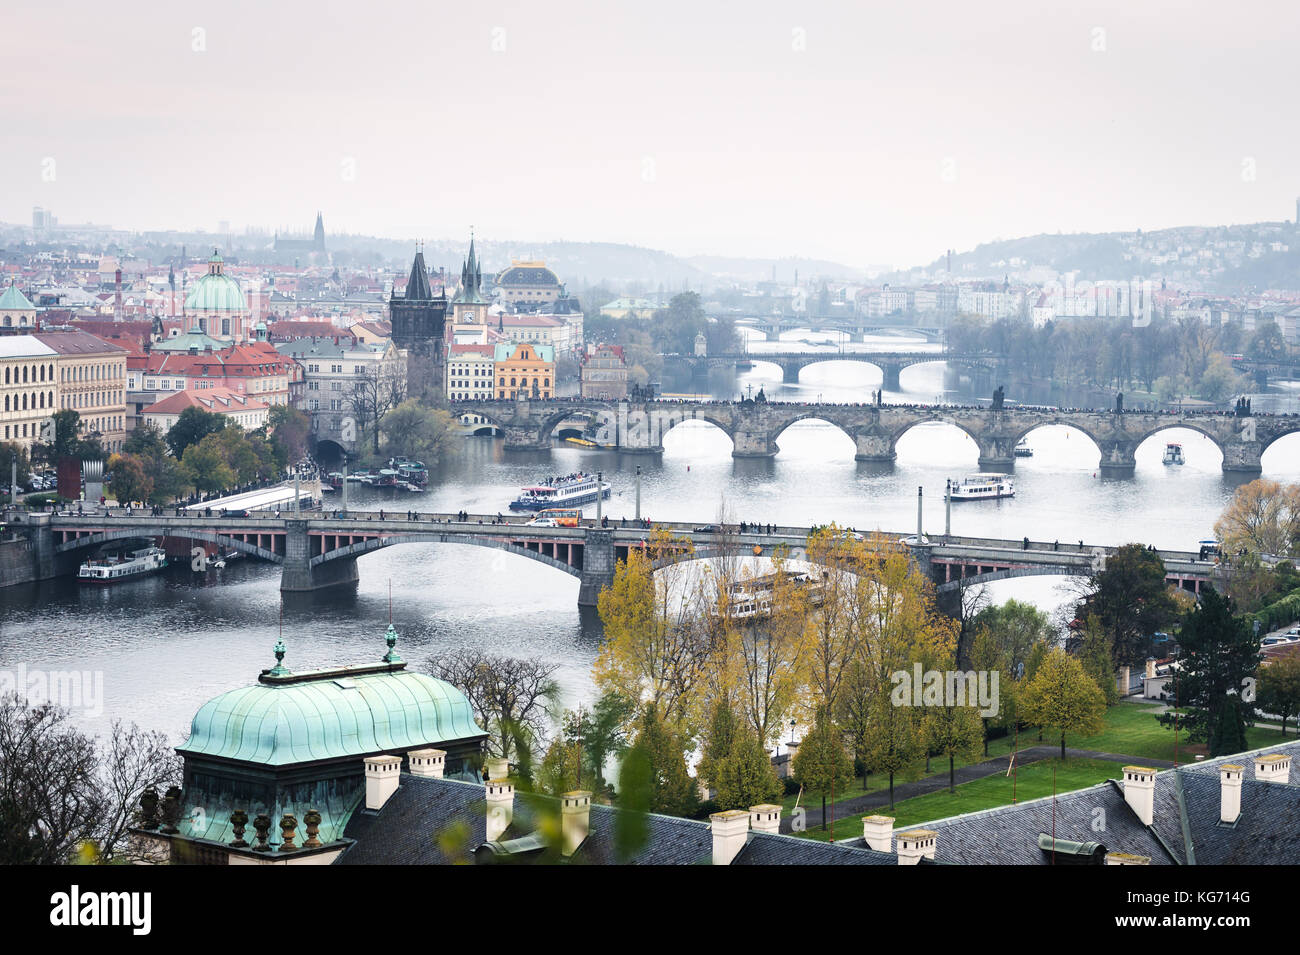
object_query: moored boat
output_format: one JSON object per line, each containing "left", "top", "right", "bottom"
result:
{"left": 78, "top": 545, "right": 168, "bottom": 583}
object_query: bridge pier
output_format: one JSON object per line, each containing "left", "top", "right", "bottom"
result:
{"left": 854, "top": 432, "right": 896, "bottom": 463}
{"left": 502, "top": 425, "right": 550, "bottom": 451}
{"left": 1221, "top": 441, "right": 1264, "bottom": 474}
{"left": 280, "top": 520, "right": 359, "bottom": 592}
{"left": 879, "top": 362, "right": 902, "bottom": 392}
{"left": 781, "top": 362, "right": 802, "bottom": 385}
{"left": 1096, "top": 441, "right": 1138, "bottom": 475}
{"left": 732, "top": 430, "right": 779, "bottom": 458}
{"left": 577, "top": 529, "right": 616, "bottom": 606}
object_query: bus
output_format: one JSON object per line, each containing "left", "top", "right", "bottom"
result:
{"left": 539, "top": 508, "right": 583, "bottom": 527}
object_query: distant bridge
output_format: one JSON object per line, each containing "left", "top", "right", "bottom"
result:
{"left": 730, "top": 314, "right": 947, "bottom": 343}
{"left": 1, "top": 511, "right": 1220, "bottom": 605}
{"left": 664, "top": 350, "right": 1001, "bottom": 388}
{"left": 451, "top": 396, "right": 1298, "bottom": 473}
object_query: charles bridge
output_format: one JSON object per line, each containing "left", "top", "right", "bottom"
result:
{"left": 0, "top": 510, "right": 1219, "bottom": 606}
{"left": 452, "top": 396, "right": 1299, "bottom": 473}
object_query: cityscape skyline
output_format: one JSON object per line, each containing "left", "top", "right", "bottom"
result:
{"left": 6, "top": 0, "right": 1300, "bottom": 269}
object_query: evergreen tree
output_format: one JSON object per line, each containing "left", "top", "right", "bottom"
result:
{"left": 1258, "top": 655, "right": 1300, "bottom": 737}
{"left": 628, "top": 707, "right": 696, "bottom": 817}
{"left": 714, "top": 727, "right": 782, "bottom": 811}
{"left": 1157, "top": 588, "right": 1261, "bottom": 755}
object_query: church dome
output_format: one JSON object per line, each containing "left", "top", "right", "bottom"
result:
{"left": 185, "top": 250, "right": 247, "bottom": 313}
{"left": 496, "top": 262, "right": 559, "bottom": 288}
{"left": 177, "top": 633, "right": 485, "bottom": 767}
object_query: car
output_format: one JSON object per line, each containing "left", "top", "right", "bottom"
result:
{"left": 525, "top": 518, "right": 558, "bottom": 527}
{"left": 1262, "top": 636, "right": 1296, "bottom": 647}
{"left": 898, "top": 535, "right": 930, "bottom": 546}
{"left": 693, "top": 525, "right": 717, "bottom": 534}
{"left": 1287, "top": 627, "right": 1300, "bottom": 636}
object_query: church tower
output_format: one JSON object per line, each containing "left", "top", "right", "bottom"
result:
{"left": 447, "top": 233, "right": 490, "bottom": 337}
{"left": 390, "top": 249, "right": 448, "bottom": 397}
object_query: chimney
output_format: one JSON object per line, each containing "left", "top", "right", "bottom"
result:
{"left": 1219, "top": 764, "right": 1243, "bottom": 824}
{"left": 896, "top": 829, "right": 937, "bottom": 865}
{"left": 1105, "top": 852, "right": 1151, "bottom": 865}
{"left": 749, "top": 804, "right": 781, "bottom": 836}
{"left": 561, "top": 790, "right": 592, "bottom": 856}
{"left": 710, "top": 809, "right": 750, "bottom": 865}
{"left": 485, "top": 778, "right": 514, "bottom": 842}
{"left": 484, "top": 756, "right": 509, "bottom": 781}
{"left": 1255, "top": 753, "right": 1290, "bottom": 785}
{"left": 1122, "top": 766, "right": 1156, "bottom": 826}
{"left": 364, "top": 754, "right": 402, "bottom": 810}
{"left": 408, "top": 748, "right": 446, "bottom": 778}
{"left": 862, "top": 814, "right": 895, "bottom": 854}
{"left": 1145, "top": 657, "right": 1157, "bottom": 680}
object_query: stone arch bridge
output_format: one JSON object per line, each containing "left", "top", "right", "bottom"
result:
{"left": 452, "top": 397, "right": 1299, "bottom": 473}
{"left": 664, "top": 351, "right": 1000, "bottom": 389}
{"left": 1, "top": 512, "right": 1218, "bottom": 606}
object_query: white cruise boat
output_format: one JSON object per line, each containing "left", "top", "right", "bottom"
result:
{"left": 1014, "top": 439, "right": 1033, "bottom": 457}
{"left": 949, "top": 473, "right": 1015, "bottom": 501}
{"left": 78, "top": 546, "right": 168, "bottom": 583}
{"left": 510, "top": 472, "right": 611, "bottom": 511}
{"left": 1162, "top": 443, "right": 1185, "bottom": 466}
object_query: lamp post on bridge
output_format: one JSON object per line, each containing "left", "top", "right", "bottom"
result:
{"left": 916, "top": 485, "right": 923, "bottom": 541}
{"left": 596, "top": 471, "right": 603, "bottom": 523}
{"left": 635, "top": 466, "right": 641, "bottom": 521}
{"left": 945, "top": 478, "right": 952, "bottom": 539}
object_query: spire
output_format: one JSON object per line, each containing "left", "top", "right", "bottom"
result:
{"left": 405, "top": 250, "right": 432, "bottom": 301}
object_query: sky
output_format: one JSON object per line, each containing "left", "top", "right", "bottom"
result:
{"left": 4, "top": 0, "right": 1300, "bottom": 269}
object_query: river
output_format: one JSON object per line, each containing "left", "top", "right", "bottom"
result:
{"left": 3, "top": 333, "right": 1298, "bottom": 740}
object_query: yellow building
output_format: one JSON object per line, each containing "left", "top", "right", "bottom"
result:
{"left": 494, "top": 342, "right": 555, "bottom": 400}
{"left": 35, "top": 329, "right": 128, "bottom": 453}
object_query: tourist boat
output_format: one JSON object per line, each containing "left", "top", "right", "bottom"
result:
{"left": 722, "top": 571, "right": 824, "bottom": 620}
{"left": 78, "top": 546, "right": 168, "bottom": 583}
{"left": 1162, "top": 443, "right": 1185, "bottom": 466}
{"left": 948, "top": 473, "right": 1015, "bottom": 501}
{"left": 1014, "top": 439, "right": 1033, "bottom": 457}
{"left": 509, "top": 472, "right": 611, "bottom": 511}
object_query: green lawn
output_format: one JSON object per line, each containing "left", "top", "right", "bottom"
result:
{"left": 787, "top": 703, "right": 1295, "bottom": 842}
{"left": 796, "top": 758, "right": 1127, "bottom": 843}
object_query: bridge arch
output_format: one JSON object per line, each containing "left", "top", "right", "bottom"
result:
{"left": 1261, "top": 424, "right": 1300, "bottom": 466}
{"left": 1132, "top": 423, "right": 1226, "bottom": 465}
{"left": 313, "top": 532, "right": 583, "bottom": 580}
{"left": 1008, "top": 421, "right": 1105, "bottom": 463}
{"left": 891, "top": 417, "right": 985, "bottom": 459}
{"left": 535, "top": 406, "right": 622, "bottom": 444}
{"left": 658, "top": 413, "right": 738, "bottom": 446}
{"left": 54, "top": 528, "right": 283, "bottom": 563}
{"left": 769, "top": 413, "right": 859, "bottom": 450}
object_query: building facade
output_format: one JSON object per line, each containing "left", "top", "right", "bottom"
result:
{"left": 0, "top": 336, "right": 58, "bottom": 447}
{"left": 494, "top": 342, "right": 555, "bottom": 399}
{"left": 580, "top": 343, "right": 628, "bottom": 399}
{"left": 446, "top": 343, "right": 496, "bottom": 401}
{"left": 34, "top": 329, "right": 128, "bottom": 452}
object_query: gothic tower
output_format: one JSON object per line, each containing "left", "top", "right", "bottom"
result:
{"left": 390, "top": 249, "right": 448, "bottom": 397}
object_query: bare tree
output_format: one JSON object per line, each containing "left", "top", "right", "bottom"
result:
{"left": 426, "top": 650, "right": 560, "bottom": 767}
{"left": 97, "top": 720, "right": 183, "bottom": 862}
{"left": 351, "top": 362, "right": 407, "bottom": 456}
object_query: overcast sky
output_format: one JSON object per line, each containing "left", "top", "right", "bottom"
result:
{"left": 5, "top": 0, "right": 1299, "bottom": 268}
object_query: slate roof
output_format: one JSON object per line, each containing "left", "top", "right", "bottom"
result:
{"left": 915, "top": 778, "right": 1179, "bottom": 865}
{"left": 335, "top": 774, "right": 898, "bottom": 866}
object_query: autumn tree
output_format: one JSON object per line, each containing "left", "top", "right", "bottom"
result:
{"left": 165, "top": 406, "right": 226, "bottom": 458}
{"left": 595, "top": 531, "right": 712, "bottom": 728}
{"left": 1019, "top": 647, "right": 1106, "bottom": 759}
{"left": 1214, "top": 479, "right": 1300, "bottom": 560}
{"left": 381, "top": 399, "right": 457, "bottom": 465}
{"left": 792, "top": 710, "right": 854, "bottom": 830}
{"left": 923, "top": 702, "right": 984, "bottom": 793}
{"left": 803, "top": 525, "right": 864, "bottom": 714}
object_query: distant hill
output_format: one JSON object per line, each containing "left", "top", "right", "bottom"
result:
{"left": 685, "top": 255, "right": 880, "bottom": 284}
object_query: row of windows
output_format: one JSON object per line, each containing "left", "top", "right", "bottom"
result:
{"left": 4, "top": 363, "right": 55, "bottom": 385}
{"left": 62, "top": 390, "right": 121, "bottom": 409}
{"left": 3, "top": 391, "right": 54, "bottom": 412}
{"left": 499, "top": 377, "right": 550, "bottom": 388}
{"left": 62, "top": 362, "right": 123, "bottom": 382}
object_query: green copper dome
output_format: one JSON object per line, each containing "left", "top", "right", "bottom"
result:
{"left": 184, "top": 249, "right": 247, "bottom": 313}
{"left": 178, "top": 660, "right": 485, "bottom": 767}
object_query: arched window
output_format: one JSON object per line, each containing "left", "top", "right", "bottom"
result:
{"left": 21, "top": 393, "right": 27, "bottom": 410}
